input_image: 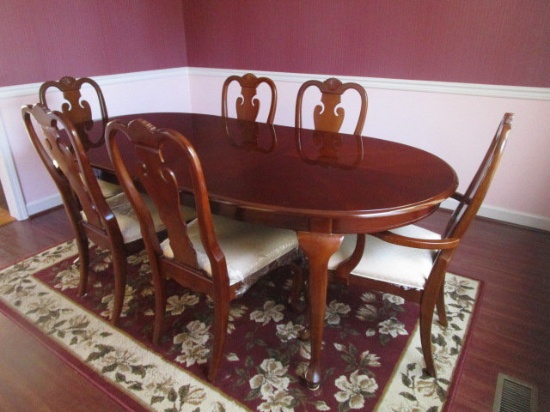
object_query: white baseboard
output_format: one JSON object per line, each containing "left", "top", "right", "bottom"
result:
{"left": 25, "top": 194, "right": 63, "bottom": 217}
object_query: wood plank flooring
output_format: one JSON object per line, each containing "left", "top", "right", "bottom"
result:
{"left": 0, "top": 208, "right": 15, "bottom": 226}
{"left": 0, "top": 207, "right": 548, "bottom": 411}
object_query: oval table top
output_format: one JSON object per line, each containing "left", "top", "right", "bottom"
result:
{"left": 89, "top": 112, "right": 458, "bottom": 234}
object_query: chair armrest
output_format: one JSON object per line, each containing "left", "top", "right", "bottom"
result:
{"left": 451, "top": 192, "right": 466, "bottom": 202}
{"left": 373, "top": 231, "right": 460, "bottom": 250}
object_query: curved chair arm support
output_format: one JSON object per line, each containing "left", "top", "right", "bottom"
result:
{"left": 373, "top": 231, "right": 460, "bottom": 250}
{"left": 451, "top": 192, "right": 467, "bottom": 203}
{"left": 333, "top": 233, "right": 366, "bottom": 284}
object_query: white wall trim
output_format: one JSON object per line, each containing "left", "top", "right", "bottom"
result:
{"left": 0, "top": 67, "right": 190, "bottom": 100}
{"left": 93, "top": 67, "right": 190, "bottom": 87}
{"left": 0, "top": 67, "right": 190, "bottom": 221}
{"left": 440, "top": 200, "right": 550, "bottom": 232}
{"left": 187, "top": 67, "right": 550, "bottom": 101}
{"left": 0, "top": 115, "right": 28, "bottom": 220}
{"left": 2, "top": 67, "right": 549, "bottom": 232}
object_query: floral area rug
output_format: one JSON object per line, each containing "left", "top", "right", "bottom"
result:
{"left": 0, "top": 240, "right": 480, "bottom": 411}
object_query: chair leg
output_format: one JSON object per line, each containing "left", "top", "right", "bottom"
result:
{"left": 208, "top": 300, "right": 230, "bottom": 382}
{"left": 76, "top": 234, "right": 90, "bottom": 296}
{"left": 419, "top": 304, "right": 437, "bottom": 377}
{"left": 289, "top": 263, "right": 307, "bottom": 311}
{"left": 153, "top": 274, "right": 166, "bottom": 345}
{"left": 436, "top": 283, "right": 448, "bottom": 327}
{"left": 110, "top": 251, "right": 127, "bottom": 326}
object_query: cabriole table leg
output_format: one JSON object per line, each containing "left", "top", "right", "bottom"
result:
{"left": 297, "top": 231, "right": 343, "bottom": 390}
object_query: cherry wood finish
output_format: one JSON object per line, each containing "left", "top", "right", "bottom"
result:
{"left": 89, "top": 113, "right": 457, "bottom": 234}
{"left": 105, "top": 118, "right": 299, "bottom": 382}
{"left": 333, "top": 113, "right": 513, "bottom": 377}
{"left": 0, "top": 208, "right": 548, "bottom": 410}
{"left": 295, "top": 77, "right": 368, "bottom": 135}
{"left": 39, "top": 76, "right": 109, "bottom": 151}
{"left": 222, "top": 73, "right": 277, "bottom": 124}
{"left": 21, "top": 104, "right": 153, "bottom": 326}
{"left": 89, "top": 112, "right": 457, "bottom": 388}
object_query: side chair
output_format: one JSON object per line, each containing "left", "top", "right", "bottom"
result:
{"left": 105, "top": 118, "right": 300, "bottom": 382}
{"left": 222, "top": 73, "right": 277, "bottom": 124}
{"left": 39, "top": 75, "right": 121, "bottom": 198}
{"left": 328, "top": 113, "right": 514, "bottom": 377}
{"left": 21, "top": 104, "right": 191, "bottom": 326}
{"left": 290, "top": 77, "right": 368, "bottom": 308}
{"left": 295, "top": 77, "right": 368, "bottom": 135}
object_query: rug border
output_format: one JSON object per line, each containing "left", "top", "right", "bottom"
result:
{"left": 0, "top": 236, "right": 73, "bottom": 271}
{"left": 0, "top": 298, "right": 150, "bottom": 411}
{"left": 442, "top": 272, "right": 485, "bottom": 412}
{"left": 0, "top": 239, "right": 481, "bottom": 411}
{"left": 1, "top": 239, "right": 253, "bottom": 412}
{"left": 372, "top": 272, "right": 484, "bottom": 411}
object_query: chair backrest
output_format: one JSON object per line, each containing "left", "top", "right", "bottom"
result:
{"left": 39, "top": 76, "right": 108, "bottom": 150}
{"left": 22, "top": 103, "right": 79, "bottom": 220}
{"left": 106, "top": 119, "right": 225, "bottom": 275}
{"left": 444, "top": 113, "right": 514, "bottom": 239}
{"left": 222, "top": 73, "right": 277, "bottom": 124}
{"left": 295, "top": 77, "right": 368, "bottom": 135}
{"left": 21, "top": 103, "right": 118, "bottom": 238}
{"left": 296, "top": 131, "right": 365, "bottom": 170}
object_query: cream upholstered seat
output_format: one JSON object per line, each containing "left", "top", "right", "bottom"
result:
{"left": 329, "top": 113, "right": 514, "bottom": 377}
{"left": 40, "top": 76, "right": 123, "bottom": 198}
{"left": 329, "top": 225, "right": 440, "bottom": 290}
{"left": 106, "top": 118, "right": 300, "bottom": 383}
{"left": 161, "top": 214, "right": 298, "bottom": 287}
{"left": 97, "top": 179, "right": 123, "bottom": 198}
{"left": 80, "top": 191, "right": 168, "bottom": 243}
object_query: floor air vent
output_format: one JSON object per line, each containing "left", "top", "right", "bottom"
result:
{"left": 493, "top": 373, "right": 538, "bottom": 412}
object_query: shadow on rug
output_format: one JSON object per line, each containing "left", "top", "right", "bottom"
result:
{"left": 0, "top": 240, "right": 480, "bottom": 411}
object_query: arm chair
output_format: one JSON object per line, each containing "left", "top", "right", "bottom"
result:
{"left": 295, "top": 77, "right": 368, "bottom": 135}
{"left": 105, "top": 118, "right": 300, "bottom": 382}
{"left": 39, "top": 75, "right": 121, "bottom": 198}
{"left": 328, "top": 113, "right": 514, "bottom": 377}
{"left": 222, "top": 73, "right": 277, "bottom": 124}
{"left": 21, "top": 104, "right": 191, "bottom": 326}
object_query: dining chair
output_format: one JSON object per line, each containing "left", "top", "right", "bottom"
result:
{"left": 105, "top": 118, "right": 300, "bottom": 382}
{"left": 39, "top": 75, "right": 121, "bottom": 198}
{"left": 295, "top": 77, "right": 368, "bottom": 135}
{"left": 328, "top": 113, "right": 514, "bottom": 377}
{"left": 21, "top": 104, "right": 191, "bottom": 326}
{"left": 289, "top": 77, "right": 369, "bottom": 308}
{"left": 222, "top": 73, "right": 277, "bottom": 124}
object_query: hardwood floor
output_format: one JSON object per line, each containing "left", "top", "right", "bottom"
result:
{"left": 0, "top": 208, "right": 129, "bottom": 412}
{"left": 420, "top": 211, "right": 550, "bottom": 411}
{"left": 0, "top": 207, "right": 548, "bottom": 411}
{"left": 0, "top": 208, "right": 15, "bottom": 226}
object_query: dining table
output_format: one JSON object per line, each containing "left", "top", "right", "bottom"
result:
{"left": 87, "top": 112, "right": 458, "bottom": 389}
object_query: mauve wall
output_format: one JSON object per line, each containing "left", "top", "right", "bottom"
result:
{"left": 183, "top": 1, "right": 550, "bottom": 87}
{"left": 0, "top": 0, "right": 187, "bottom": 87}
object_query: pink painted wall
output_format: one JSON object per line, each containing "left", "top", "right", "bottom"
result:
{"left": 0, "top": 0, "right": 187, "bottom": 87}
{"left": 183, "top": 1, "right": 550, "bottom": 87}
